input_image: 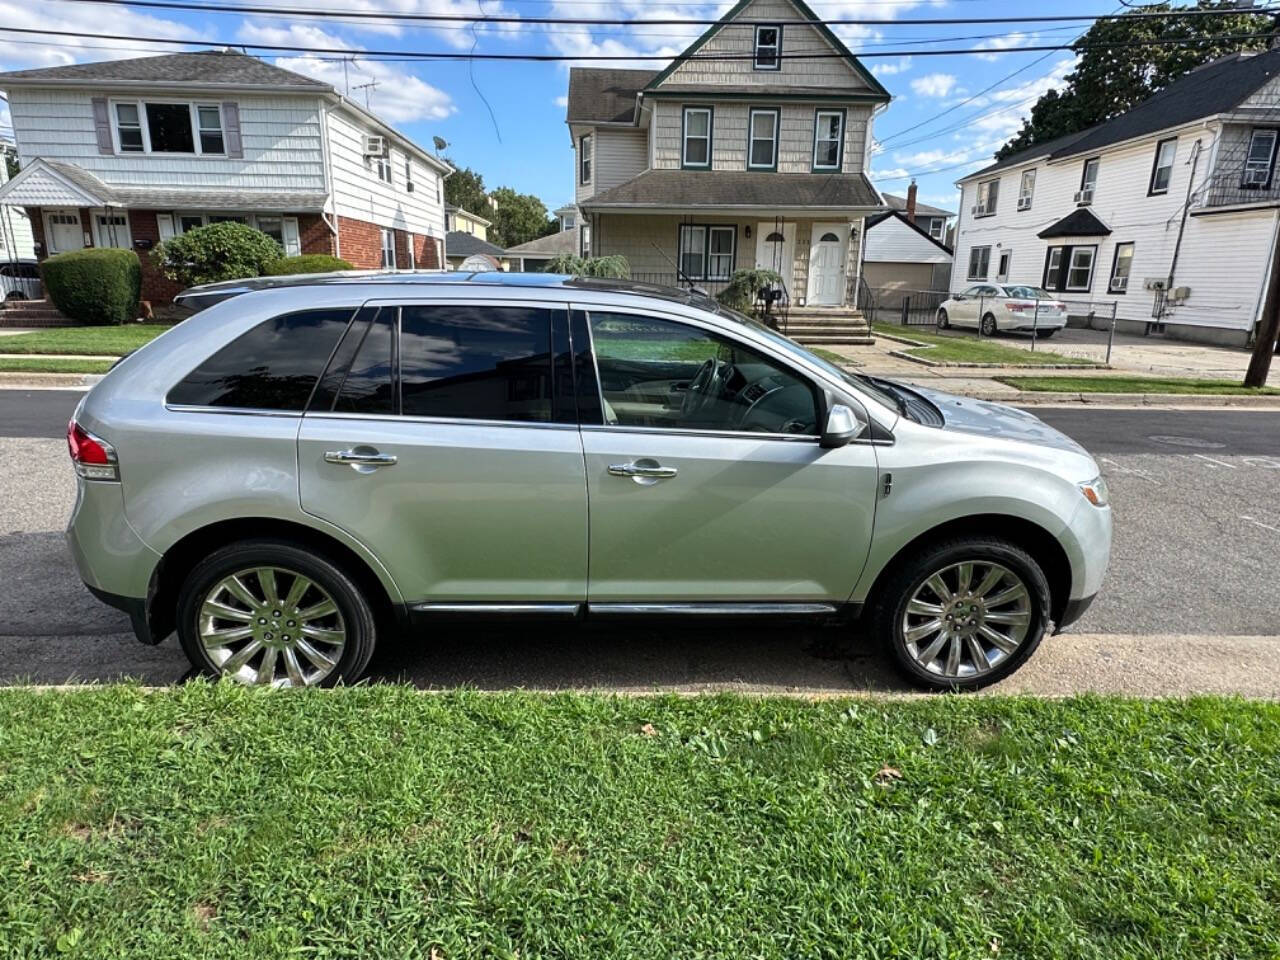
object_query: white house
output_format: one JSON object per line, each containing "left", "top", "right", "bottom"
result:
{"left": 0, "top": 144, "right": 36, "bottom": 262}
{"left": 0, "top": 49, "right": 451, "bottom": 301}
{"left": 566, "top": 0, "right": 889, "bottom": 309}
{"left": 861, "top": 208, "right": 953, "bottom": 310}
{"left": 953, "top": 48, "right": 1280, "bottom": 347}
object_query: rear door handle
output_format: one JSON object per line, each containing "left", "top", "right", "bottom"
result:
{"left": 324, "top": 448, "right": 398, "bottom": 467}
{"left": 608, "top": 461, "right": 678, "bottom": 479}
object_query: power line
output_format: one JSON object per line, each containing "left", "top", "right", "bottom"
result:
{"left": 3, "top": 25, "right": 1271, "bottom": 63}
{"left": 45, "top": 0, "right": 1280, "bottom": 30}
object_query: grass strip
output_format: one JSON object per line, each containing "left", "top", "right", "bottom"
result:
{"left": 0, "top": 323, "right": 172, "bottom": 356}
{"left": 999, "top": 375, "right": 1280, "bottom": 396}
{"left": 873, "top": 323, "right": 1098, "bottom": 367}
{"left": 0, "top": 356, "right": 115, "bottom": 374}
{"left": 1, "top": 685, "right": 1278, "bottom": 958}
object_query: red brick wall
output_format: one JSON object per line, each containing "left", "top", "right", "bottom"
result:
{"left": 416, "top": 234, "right": 441, "bottom": 270}
{"left": 337, "top": 216, "right": 385, "bottom": 269}
{"left": 393, "top": 229, "right": 410, "bottom": 270}
{"left": 128, "top": 210, "right": 184, "bottom": 304}
{"left": 298, "top": 214, "right": 335, "bottom": 257}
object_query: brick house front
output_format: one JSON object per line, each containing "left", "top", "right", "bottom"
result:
{"left": 0, "top": 50, "right": 450, "bottom": 303}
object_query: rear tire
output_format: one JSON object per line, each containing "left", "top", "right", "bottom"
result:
{"left": 866, "top": 537, "right": 1051, "bottom": 691}
{"left": 176, "top": 539, "right": 377, "bottom": 687}
{"left": 1036, "top": 328, "right": 1057, "bottom": 339}
{"left": 980, "top": 313, "right": 998, "bottom": 337}
{"left": 937, "top": 309, "right": 950, "bottom": 329}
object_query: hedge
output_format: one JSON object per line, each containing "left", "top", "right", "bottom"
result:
{"left": 152, "top": 221, "right": 283, "bottom": 288}
{"left": 263, "top": 254, "right": 356, "bottom": 276}
{"left": 40, "top": 248, "right": 142, "bottom": 326}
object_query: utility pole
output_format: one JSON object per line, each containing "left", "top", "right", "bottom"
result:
{"left": 1245, "top": 225, "right": 1280, "bottom": 387}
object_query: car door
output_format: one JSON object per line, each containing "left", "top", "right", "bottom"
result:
{"left": 953, "top": 286, "right": 984, "bottom": 326}
{"left": 577, "top": 306, "right": 880, "bottom": 605}
{"left": 297, "top": 300, "right": 589, "bottom": 607}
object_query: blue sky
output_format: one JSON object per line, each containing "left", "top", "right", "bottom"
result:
{"left": 0, "top": 0, "right": 1122, "bottom": 215}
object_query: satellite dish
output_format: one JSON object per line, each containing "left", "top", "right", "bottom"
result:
{"left": 460, "top": 254, "right": 499, "bottom": 272}
{"left": 432, "top": 136, "right": 448, "bottom": 153}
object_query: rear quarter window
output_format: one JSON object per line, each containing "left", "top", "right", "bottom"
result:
{"left": 167, "top": 308, "right": 355, "bottom": 410}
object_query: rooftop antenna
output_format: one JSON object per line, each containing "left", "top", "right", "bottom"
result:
{"left": 432, "top": 136, "right": 448, "bottom": 155}
{"left": 353, "top": 79, "right": 378, "bottom": 110}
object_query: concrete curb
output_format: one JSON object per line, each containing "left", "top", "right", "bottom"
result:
{"left": 0, "top": 372, "right": 103, "bottom": 389}
{"left": 972, "top": 390, "right": 1280, "bottom": 408}
{"left": 885, "top": 348, "right": 1100, "bottom": 370}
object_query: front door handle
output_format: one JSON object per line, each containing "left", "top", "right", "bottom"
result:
{"left": 608, "top": 460, "right": 678, "bottom": 479}
{"left": 325, "top": 448, "right": 398, "bottom": 467}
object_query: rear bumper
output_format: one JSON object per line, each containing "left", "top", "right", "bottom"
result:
{"left": 85, "top": 584, "right": 154, "bottom": 644}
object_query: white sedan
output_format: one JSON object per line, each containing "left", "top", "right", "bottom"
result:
{"left": 937, "top": 284, "right": 1069, "bottom": 337}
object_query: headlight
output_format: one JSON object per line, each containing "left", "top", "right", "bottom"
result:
{"left": 1079, "top": 476, "right": 1110, "bottom": 508}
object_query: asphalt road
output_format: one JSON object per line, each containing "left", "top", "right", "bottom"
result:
{"left": 2, "top": 390, "right": 1278, "bottom": 690}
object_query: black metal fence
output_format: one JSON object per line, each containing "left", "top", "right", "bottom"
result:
{"left": 857, "top": 284, "right": 949, "bottom": 326}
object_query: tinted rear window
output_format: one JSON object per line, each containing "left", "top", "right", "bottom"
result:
{"left": 167, "top": 308, "right": 354, "bottom": 410}
{"left": 399, "top": 305, "right": 553, "bottom": 422}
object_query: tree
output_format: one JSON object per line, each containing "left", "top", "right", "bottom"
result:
{"left": 442, "top": 159, "right": 491, "bottom": 219}
{"left": 489, "top": 187, "right": 556, "bottom": 247}
{"left": 997, "top": 2, "right": 1275, "bottom": 160}
{"left": 153, "top": 221, "right": 282, "bottom": 287}
{"left": 3, "top": 150, "right": 17, "bottom": 181}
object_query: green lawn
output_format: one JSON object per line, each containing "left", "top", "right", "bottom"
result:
{"left": 873, "top": 323, "right": 1098, "bottom": 367}
{"left": 1000, "top": 375, "right": 1280, "bottom": 396}
{"left": 3, "top": 685, "right": 1279, "bottom": 958}
{"left": 0, "top": 356, "right": 115, "bottom": 374}
{"left": 0, "top": 323, "right": 173, "bottom": 356}
{"left": 807, "top": 346, "right": 854, "bottom": 365}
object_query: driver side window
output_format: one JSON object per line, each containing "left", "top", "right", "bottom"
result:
{"left": 588, "top": 311, "right": 819, "bottom": 435}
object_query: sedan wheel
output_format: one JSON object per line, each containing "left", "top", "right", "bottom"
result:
{"left": 980, "top": 313, "right": 998, "bottom": 337}
{"left": 198, "top": 566, "right": 346, "bottom": 687}
{"left": 937, "top": 309, "right": 950, "bottom": 329}
{"left": 901, "top": 561, "right": 1031, "bottom": 680}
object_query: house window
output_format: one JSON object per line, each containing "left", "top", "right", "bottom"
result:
{"left": 967, "top": 245, "right": 991, "bottom": 280}
{"left": 928, "top": 218, "right": 945, "bottom": 240}
{"left": 381, "top": 228, "right": 396, "bottom": 269}
{"left": 114, "top": 100, "right": 227, "bottom": 156}
{"left": 678, "top": 224, "right": 736, "bottom": 281}
{"left": 748, "top": 109, "right": 778, "bottom": 170}
{"left": 404, "top": 159, "right": 414, "bottom": 192}
{"left": 1043, "top": 244, "right": 1097, "bottom": 292}
{"left": 974, "top": 179, "right": 998, "bottom": 217}
{"left": 1243, "top": 128, "right": 1278, "bottom": 188}
{"left": 754, "top": 25, "right": 781, "bottom": 70}
{"left": 682, "top": 107, "right": 712, "bottom": 168}
{"left": 1109, "top": 242, "right": 1134, "bottom": 293}
{"left": 997, "top": 250, "right": 1011, "bottom": 282}
{"left": 1149, "top": 138, "right": 1177, "bottom": 195}
{"left": 707, "top": 226, "right": 735, "bottom": 279}
{"left": 812, "top": 110, "right": 844, "bottom": 171}
{"left": 1078, "top": 157, "right": 1100, "bottom": 203}
{"left": 1018, "top": 169, "right": 1036, "bottom": 210}
{"left": 579, "top": 133, "right": 592, "bottom": 185}
{"left": 407, "top": 234, "right": 416, "bottom": 270}
{"left": 375, "top": 153, "right": 392, "bottom": 184}
{"left": 679, "top": 224, "right": 706, "bottom": 279}
{"left": 178, "top": 214, "right": 205, "bottom": 233}
{"left": 580, "top": 223, "right": 592, "bottom": 258}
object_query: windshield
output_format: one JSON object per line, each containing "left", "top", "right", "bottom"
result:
{"left": 714, "top": 305, "right": 902, "bottom": 416}
{"left": 1003, "top": 285, "right": 1055, "bottom": 300}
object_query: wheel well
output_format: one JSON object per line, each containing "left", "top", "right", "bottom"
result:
{"left": 147, "top": 518, "right": 399, "bottom": 643}
{"left": 863, "top": 514, "right": 1072, "bottom": 626}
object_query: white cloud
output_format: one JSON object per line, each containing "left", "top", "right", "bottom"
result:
{"left": 245, "top": 0, "right": 523, "bottom": 48}
{"left": 0, "top": 0, "right": 203, "bottom": 73}
{"left": 910, "top": 73, "right": 958, "bottom": 98}
{"left": 974, "top": 32, "right": 1037, "bottom": 62}
{"left": 870, "top": 166, "right": 911, "bottom": 180}
{"left": 893, "top": 145, "right": 980, "bottom": 169}
{"left": 554, "top": 95, "right": 569, "bottom": 108}
{"left": 239, "top": 22, "right": 455, "bottom": 122}
{"left": 872, "top": 56, "right": 912, "bottom": 77}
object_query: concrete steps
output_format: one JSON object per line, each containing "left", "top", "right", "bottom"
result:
{"left": 0, "top": 299, "right": 73, "bottom": 328}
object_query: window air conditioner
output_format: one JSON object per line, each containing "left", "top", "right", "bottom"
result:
{"left": 1016, "top": 196, "right": 1032, "bottom": 211}
{"left": 1074, "top": 188, "right": 1093, "bottom": 204}
{"left": 362, "top": 135, "right": 387, "bottom": 156}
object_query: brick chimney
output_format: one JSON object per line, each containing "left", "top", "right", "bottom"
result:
{"left": 906, "top": 179, "right": 918, "bottom": 224}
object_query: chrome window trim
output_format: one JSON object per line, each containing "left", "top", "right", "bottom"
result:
{"left": 304, "top": 411, "right": 579, "bottom": 431}
{"left": 413, "top": 602, "right": 582, "bottom": 615}
{"left": 165, "top": 404, "right": 303, "bottom": 418}
{"left": 581, "top": 423, "right": 818, "bottom": 442}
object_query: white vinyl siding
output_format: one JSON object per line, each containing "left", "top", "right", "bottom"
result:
{"left": 863, "top": 215, "right": 952, "bottom": 264}
{"left": 594, "top": 128, "right": 647, "bottom": 190}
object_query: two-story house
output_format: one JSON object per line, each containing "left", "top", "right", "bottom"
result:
{"left": 0, "top": 144, "right": 36, "bottom": 266}
{"left": 0, "top": 50, "right": 451, "bottom": 302}
{"left": 953, "top": 48, "right": 1280, "bottom": 347}
{"left": 883, "top": 187, "right": 954, "bottom": 243}
{"left": 565, "top": 0, "right": 888, "bottom": 309}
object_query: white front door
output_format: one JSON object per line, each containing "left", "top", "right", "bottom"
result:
{"left": 754, "top": 221, "right": 795, "bottom": 295}
{"left": 806, "top": 222, "right": 848, "bottom": 306}
{"left": 92, "top": 210, "right": 132, "bottom": 250}
{"left": 43, "top": 210, "right": 84, "bottom": 255}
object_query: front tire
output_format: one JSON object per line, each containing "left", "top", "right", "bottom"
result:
{"left": 980, "top": 313, "right": 998, "bottom": 337}
{"left": 1036, "top": 328, "right": 1057, "bottom": 339}
{"left": 176, "top": 539, "right": 377, "bottom": 687}
{"left": 867, "top": 537, "right": 1051, "bottom": 691}
{"left": 937, "top": 309, "right": 950, "bottom": 329}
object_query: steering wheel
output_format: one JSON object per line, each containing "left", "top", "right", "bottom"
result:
{"left": 682, "top": 358, "right": 726, "bottom": 419}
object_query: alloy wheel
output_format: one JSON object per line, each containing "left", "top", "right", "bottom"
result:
{"left": 901, "top": 560, "right": 1032, "bottom": 680}
{"left": 197, "top": 566, "right": 347, "bottom": 687}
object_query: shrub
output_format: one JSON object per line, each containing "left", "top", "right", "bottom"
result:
{"left": 544, "top": 254, "right": 631, "bottom": 279}
{"left": 153, "top": 221, "right": 283, "bottom": 288}
{"left": 264, "top": 254, "right": 356, "bottom": 276}
{"left": 715, "top": 268, "right": 785, "bottom": 316}
{"left": 40, "top": 248, "right": 142, "bottom": 326}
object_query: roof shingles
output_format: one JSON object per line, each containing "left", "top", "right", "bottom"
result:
{"left": 0, "top": 50, "right": 330, "bottom": 89}
{"left": 582, "top": 169, "right": 880, "bottom": 209}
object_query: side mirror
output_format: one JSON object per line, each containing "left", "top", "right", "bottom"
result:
{"left": 954, "top": 293, "right": 965, "bottom": 301}
{"left": 820, "top": 403, "right": 865, "bottom": 448}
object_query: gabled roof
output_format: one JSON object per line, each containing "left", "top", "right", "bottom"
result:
{"left": 445, "top": 204, "right": 493, "bottom": 227}
{"left": 0, "top": 49, "right": 330, "bottom": 91}
{"left": 506, "top": 227, "right": 579, "bottom": 257}
{"left": 883, "top": 193, "right": 954, "bottom": 218}
{"left": 582, "top": 169, "right": 880, "bottom": 210}
{"left": 865, "top": 209, "right": 953, "bottom": 255}
{"left": 566, "top": 69, "right": 657, "bottom": 124}
{"left": 1037, "top": 207, "right": 1111, "bottom": 239}
{"left": 446, "top": 232, "right": 506, "bottom": 259}
{"left": 643, "top": 0, "right": 890, "bottom": 99}
{"left": 964, "top": 47, "right": 1280, "bottom": 181}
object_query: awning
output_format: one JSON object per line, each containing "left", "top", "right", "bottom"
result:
{"left": 1037, "top": 207, "right": 1112, "bottom": 239}
{"left": 582, "top": 169, "right": 882, "bottom": 213}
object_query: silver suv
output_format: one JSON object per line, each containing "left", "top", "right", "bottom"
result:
{"left": 67, "top": 273, "right": 1111, "bottom": 691}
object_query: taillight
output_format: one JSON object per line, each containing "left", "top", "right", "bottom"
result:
{"left": 67, "top": 419, "right": 119, "bottom": 481}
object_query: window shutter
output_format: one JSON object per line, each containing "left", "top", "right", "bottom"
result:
{"left": 91, "top": 98, "right": 113, "bottom": 155}
{"left": 156, "top": 214, "right": 175, "bottom": 243}
{"left": 222, "top": 101, "right": 243, "bottom": 158}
